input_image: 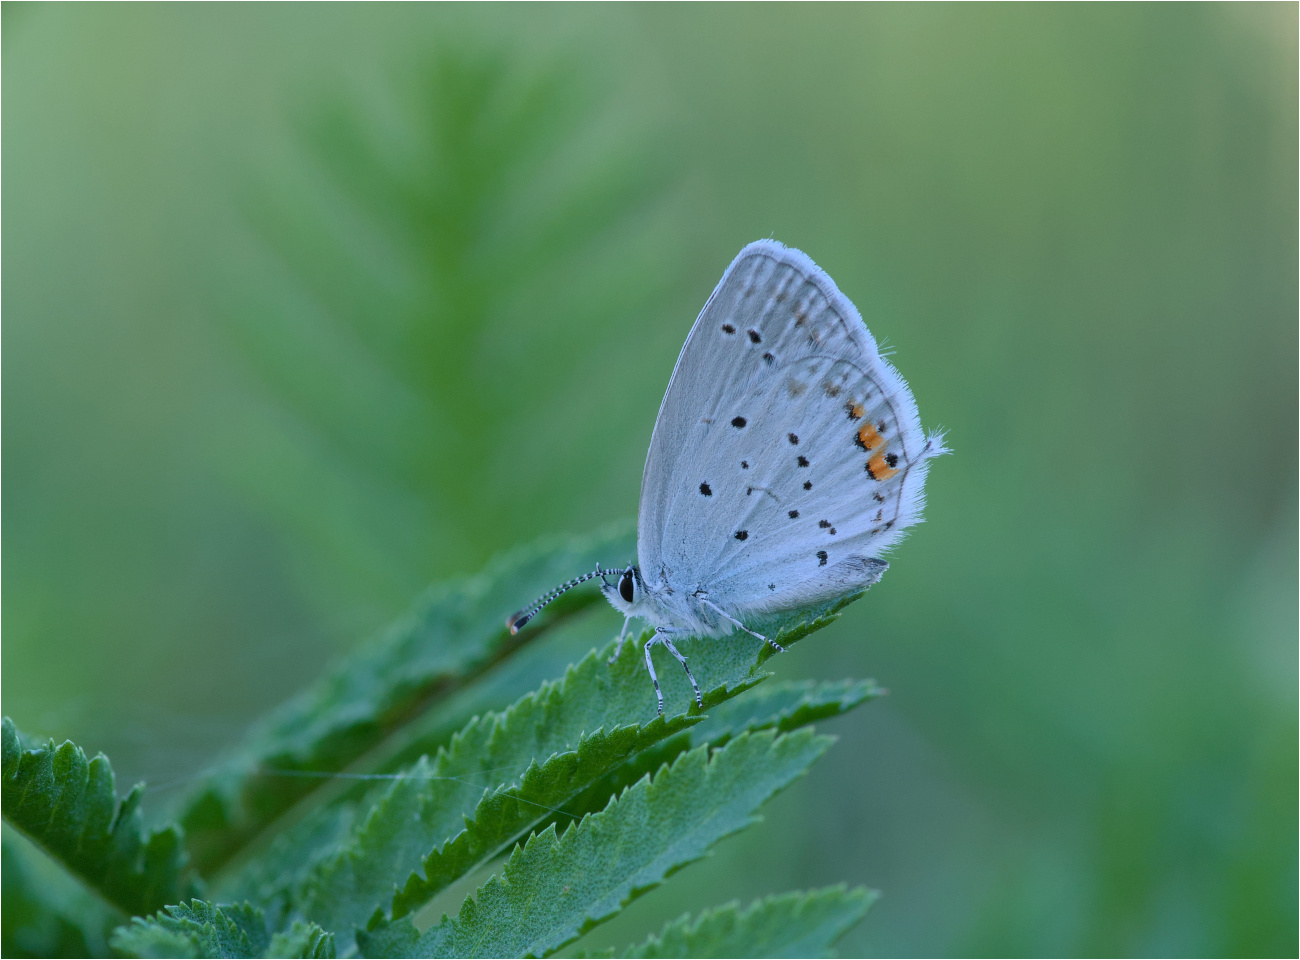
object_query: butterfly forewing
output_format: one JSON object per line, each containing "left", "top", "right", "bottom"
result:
{"left": 639, "top": 240, "right": 941, "bottom": 613}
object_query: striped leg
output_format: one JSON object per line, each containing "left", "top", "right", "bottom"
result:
{"left": 643, "top": 632, "right": 665, "bottom": 715}
{"left": 660, "top": 636, "right": 703, "bottom": 710}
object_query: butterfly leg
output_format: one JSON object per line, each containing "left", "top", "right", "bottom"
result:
{"left": 660, "top": 636, "right": 704, "bottom": 711}
{"left": 608, "top": 615, "right": 634, "bottom": 665}
{"left": 643, "top": 633, "right": 665, "bottom": 715}
{"left": 699, "top": 598, "right": 786, "bottom": 653}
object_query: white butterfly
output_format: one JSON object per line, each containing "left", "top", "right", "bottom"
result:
{"left": 510, "top": 240, "right": 947, "bottom": 713}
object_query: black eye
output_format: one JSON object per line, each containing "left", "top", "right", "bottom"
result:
{"left": 619, "top": 570, "right": 635, "bottom": 603}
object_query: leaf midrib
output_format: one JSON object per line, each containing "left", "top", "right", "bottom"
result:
{"left": 207, "top": 594, "right": 604, "bottom": 889}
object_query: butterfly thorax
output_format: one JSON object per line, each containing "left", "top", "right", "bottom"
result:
{"left": 600, "top": 564, "right": 736, "bottom": 638}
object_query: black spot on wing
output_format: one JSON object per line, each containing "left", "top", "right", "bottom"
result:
{"left": 788, "top": 510, "right": 799, "bottom": 519}
{"left": 787, "top": 433, "right": 799, "bottom": 445}
{"left": 699, "top": 482, "right": 712, "bottom": 496}
{"left": 797, "top": 456, "right": 809, "bottom": 468}
{"left": 735, "top": 530, "right": 749, "bottom": 541}
{"left": 804, "top": 480, "right": 812, "bottom": 490}
{"left": 816, "top": 550, "right": 828, "bottom": 566}
{"left": 722, "top": 323, "right": 736, "bottom": 334}
{"left": 747, "top": 329, "right": 762, "bottom": 344}
{"left": 731, "top": 416, "right": 747, "bottom": 428}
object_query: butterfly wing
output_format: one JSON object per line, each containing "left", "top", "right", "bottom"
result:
{"left": 638, "top": 240, "right": 945, "bottom": 615}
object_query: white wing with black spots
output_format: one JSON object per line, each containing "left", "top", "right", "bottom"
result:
{"left": 637, "top": 240, "right": 946, "bottom": 616}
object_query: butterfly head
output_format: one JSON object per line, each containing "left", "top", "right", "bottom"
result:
{"left": 600, "top": 564, "right": 645, "bottom": 616}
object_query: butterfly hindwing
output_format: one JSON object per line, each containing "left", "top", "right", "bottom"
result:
{"left": 639, "top": 240, "right": 943, "bottom": 613}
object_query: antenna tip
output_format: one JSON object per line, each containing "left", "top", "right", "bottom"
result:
{"left": 507, "top": 612, "right": 530, "bottom": 634}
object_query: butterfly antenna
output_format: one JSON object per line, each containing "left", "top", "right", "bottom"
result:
{"left": 507, "top": 565, "right": 617, "bottom": 634}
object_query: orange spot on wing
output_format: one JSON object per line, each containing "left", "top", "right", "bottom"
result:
{"left": 847, "top": 401, "right": 865, "bottom": 420}
{"left": 857, "top": 422, "right": 885, "bottom": 451}
{"left": 868, "top": 452, "right": 899, "bottom": 481}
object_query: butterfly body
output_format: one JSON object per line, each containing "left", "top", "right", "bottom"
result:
{"left": 509, "top": 240, "right": 946, "bottom": 712}
{"left": 599, "top": 562, "right": 753, "bottom": 640}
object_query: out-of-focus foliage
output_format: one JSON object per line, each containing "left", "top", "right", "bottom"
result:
{"left": 2, "top": 827, "right": 122, "bottom": 958}
{"left": 4, "top": 4, "right": 1295, "bottom": 957}
{"left": 223, "top": 44, "right": 683, "bottom": 615}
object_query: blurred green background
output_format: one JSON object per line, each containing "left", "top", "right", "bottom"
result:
{"left": 3, "top": 4, "right": 1295, "bottom": 956}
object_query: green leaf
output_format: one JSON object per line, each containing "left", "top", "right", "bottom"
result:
{"left": 213, "top": 604, "right": 611, "bottom": 909}
{"left": 112, "top": 900, "right": 264, "bottom": 959}
{"left": 1, "top": 717, "right": 194, "bottom": 919}
{"left": 689, "top": 678, "right": 883, "bottom": 743}
{"left": 540, "top": 679, "right": 883, "bottom": 835}
{"left": 250, "top": 593, "right": 859, "bottom": 949}
{"left": 110, "top": 900, "right": 334, "bottom": 959}
{"left": 2, "top": 826, "right": 121, "bottom": 958}
{"left": 178, "top": 523, "right": 635, "bottom": 875}
{"left": 359, "top": 730, "right": 832, "bottom": 959}
{"left": 617, "top": 886, "right": 876, "bottom": 959}
{"left": 281, "top": 649, "right": 708, "bottom": 937}
{"left": 267, "top": 921, "right": 338, "bottom": 960}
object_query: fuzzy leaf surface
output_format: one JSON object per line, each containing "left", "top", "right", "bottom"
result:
{"left": 223, "top": 603, "right": 630, "bottom": 913}
{"left": 689, "top": 678, "right": 882, "bottom": 744}
{"left": 110, "top": 900, "right": 334, "bottom": 959}
{"left": 272, "top": 592, "right": 859, "bottom": 947}
{"left": 536, "top": 678, "right": 882, "bottom": 835}
{"left": 267, "top": 921, "right": 338, "bottom": 960}
{"left": 359, "top": 729, "right": 832, "bottom": 959}
{"left": 178, "top": 524, "right": 635, "bottom": 875}
{"left": 1, "top": 717, "right": 193, "bottom": 919}
{"left": 618, "top": 886, "right": 876, "bottom": 958}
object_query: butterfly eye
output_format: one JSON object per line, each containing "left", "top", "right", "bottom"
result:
{"left": 619, "top": 569, "right": 635, "bottom": 603}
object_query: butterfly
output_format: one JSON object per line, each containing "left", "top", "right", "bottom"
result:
{"left": 509, "top": 240, "right": 947, "bottom": 713}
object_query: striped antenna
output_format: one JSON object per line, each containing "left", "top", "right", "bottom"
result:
{"left": 507, "top": 564, "right": 619, "bottom": 634}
